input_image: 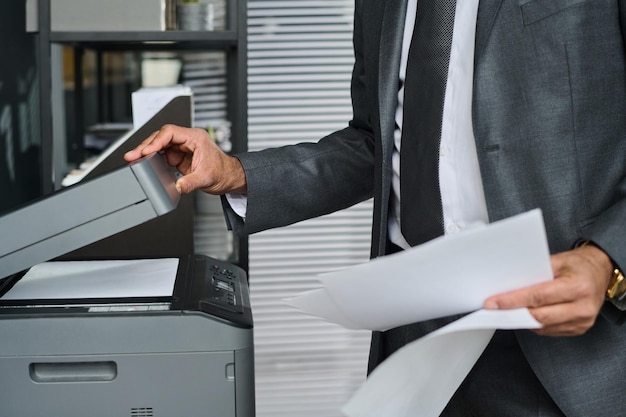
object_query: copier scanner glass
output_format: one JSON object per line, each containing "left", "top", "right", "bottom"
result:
{"left": 1, "top": 258, "right": 179, "bottom": 301}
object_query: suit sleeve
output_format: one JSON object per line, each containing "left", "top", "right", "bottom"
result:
{"left": 223, "top": 1, "right": 376, "bottom": 235}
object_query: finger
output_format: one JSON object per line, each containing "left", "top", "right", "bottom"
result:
{"left": 162, "top": 148, "right": 188, "bottom": 169}
{"left": 126, "top": 124, "right": 188, "bottom": 163}
{"left": 531, "top": 316, "right": 594, "bottom": 337}
{"left": 484, "top": 278, "right": 569, "bottom": 310}
{"left": 138, "top": 126, "right": 178, "bottom": 155}
{"left": 124, "top": 130, "right": 160, "bottom": 162}
{"left": 527, "top": 299, "right": 596, "bottom": 333}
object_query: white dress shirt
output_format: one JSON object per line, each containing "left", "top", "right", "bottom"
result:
{"left": 388, "top": 0, "right": 488, "bottom": 250}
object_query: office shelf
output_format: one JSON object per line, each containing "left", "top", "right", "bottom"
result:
{"left": 35, "top": 0, "right": 248, "bottom": 270}
{"left": 49, "top": 30, "right": 240, "bottom": 49}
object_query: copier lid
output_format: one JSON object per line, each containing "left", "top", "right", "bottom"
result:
{"left": 0, "top": 153, "right": 180, "bottom": 280}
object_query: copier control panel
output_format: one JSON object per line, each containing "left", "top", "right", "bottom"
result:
{"left": 208, "top": 263, "right": 244, "bottom": 312}
{"left": 174, "top": 255, "right": 252, "bottom": 328}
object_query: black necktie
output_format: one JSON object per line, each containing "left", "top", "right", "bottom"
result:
{"left": 400, "top": 0, "right": 457, "bottom": 246}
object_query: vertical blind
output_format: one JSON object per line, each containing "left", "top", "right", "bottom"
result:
{"left": 247, "top": 2, "right": 373, "bottom": 417}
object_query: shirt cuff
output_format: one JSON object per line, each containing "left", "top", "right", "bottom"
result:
{"left": 225, "top": 192, "right": 248, "bottom": 220}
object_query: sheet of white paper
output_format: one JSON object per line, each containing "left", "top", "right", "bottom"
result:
{"left": 1, "top": 258, "right": 179, "bottom": 300}
{"left": 286, "top": 209, "right": 552, "bottom": 331}
{"left": 289, "top": 288, "right": 362, "bottom": 329}
{"left": 342, "top": 308, "right": 542, "bottom": 417}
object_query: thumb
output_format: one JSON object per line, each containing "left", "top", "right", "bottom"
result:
{"left": 175, "top": 172, "right": 209, "bottom": 195}
{"left": 175, "top": 177, "right": 194, "bottom": 194}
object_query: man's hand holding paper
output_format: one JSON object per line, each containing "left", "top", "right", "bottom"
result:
{"left": 485, "top": 241, "right": 614, "bottom": 337}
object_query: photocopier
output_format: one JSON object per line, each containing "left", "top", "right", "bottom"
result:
{"left": 0, "top": 153, "right": 255, "bottom": 417}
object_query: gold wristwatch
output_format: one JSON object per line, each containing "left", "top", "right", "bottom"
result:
{"left": 606, "top": 267, "right": 626, "bottom": 301}
{"left": 579, "top": 240, "right": 626, "bottom": 301}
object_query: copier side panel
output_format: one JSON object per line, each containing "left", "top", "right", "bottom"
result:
{"left": 0, "top": 313, "right": 254, "bottom": 417}
{"left": 0, "top": 351, "right": 236, "bottom": 417}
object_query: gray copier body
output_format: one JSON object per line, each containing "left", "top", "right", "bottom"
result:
{"left": 0, "top": 154, "right": 255, "bottom": 417}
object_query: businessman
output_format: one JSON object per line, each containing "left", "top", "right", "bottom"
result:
{"left": 126, "top": 1, "right": 626, "bottom": 415}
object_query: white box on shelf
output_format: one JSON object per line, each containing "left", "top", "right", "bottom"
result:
{"left": 132, "top": 85, "right": 193, "bottom": 130}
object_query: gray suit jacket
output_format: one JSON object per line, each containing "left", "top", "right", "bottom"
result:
{"left": 225, "top": 1, "right": 626, "bottom": 415}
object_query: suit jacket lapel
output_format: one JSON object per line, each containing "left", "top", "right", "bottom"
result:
{"left": 371, "top": 0, "right": 407, "bottom": 256}
{"left": 472, "top": 0, "right": 504, "bottom": 155}
{"left": 475, "top": 0, "right": 504, "bottom": 60}
{"left": 378, "top": 0, "right": 407, "bottom": 150}
{"left": 377, "top": 0, "right": 407, "bottom": 182}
